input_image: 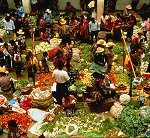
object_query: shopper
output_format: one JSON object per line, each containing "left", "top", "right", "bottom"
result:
{"left": 65, "top": 2, "right": 76, "bottom": 14}
{"left": 16, "top": 3, "right": 24, "bottom": 17}
{"left": 25, "top": 51, "right": 37, "bottom": 81}
{"left": 89, "top": 17, "right": 100, "bottom": 44}
{"left": 52, "top": 61, "right": 70, "bottom": 105}
{"left": 43, "top": 9, "right": 53, "bottom": 28}
{"left": 4, "top": 16, "right": 15, "bottom": 42}
{"left": 41, "top": 51, "right": 49, "bottom": 73}
{"left": 59, "top": 18, "right": 72, "bottom": 45}
{"left": 3, "top": 47, "right": 11, "bottom": 70}
{"left": 131, "top": 0, "right": 139, "bottom": 11}
{"left": 53, "top": 50, "right": 67, "bottom": 69}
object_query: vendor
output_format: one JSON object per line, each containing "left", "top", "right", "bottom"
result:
{"left": 40, "top": 28, "right": 50, "bottom": 43}
{"left": 52, "top": 61, "right": 70, "bottom": 105}
{"left": 91, "top": 72, "right": 116, "bottom": 100}
{"left": 89, "top": 47, "right": 108, "bottom": 74}
{"left": 0, "top": 67, "right": 15, "bottom": 92}
{"left": 92, "top": 39, "right": 106, "bottom": 54}
{"left": 86, "top": 72, "right": 116, "bottom": 112}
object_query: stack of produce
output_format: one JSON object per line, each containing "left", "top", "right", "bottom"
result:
{"left": 36, "top": 72, "right": 55, "bottom": 87}
{"left": 70, "top": 43, "right": 93, "bottom": 71}
{"left": 77, "top": 69, "right": 93, "bottom": 87}
{"left": 14, "top": 80, "right": 29, "bottom": 90}
{"left": 39, "top": 109, "right": 116, "bottom": 137}
{"left": 35, "top": 42, "right": 52, "bottom": 54}
{"left": 0, "top": 113, "right": 31, "bottom": 130}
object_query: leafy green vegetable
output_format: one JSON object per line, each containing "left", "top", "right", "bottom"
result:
{"left": 99, "top": 119, "right": 115, "bottom": 135}
{"left": 116, "top": 106, "right": 146, "bottom": 137}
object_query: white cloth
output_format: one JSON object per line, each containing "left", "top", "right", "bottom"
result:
{"left": 52, "top": 69, "right": 70, "bottom": 83}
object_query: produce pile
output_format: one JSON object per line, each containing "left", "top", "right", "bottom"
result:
{"left": 0, "top": 113, "right": 31, "bottom": 130}
{"left": 36, "top": 72, "right": 55, "bottom": 87}
{"left": 114, "top": 73, "right": 130, "bottom": 86}
{"left": 70, "top": 43, "right": 93, "bottom": 71}
{"left": 39, "top": 109, "right": 116, "bottom": 137}
{"left": 116, "top": 101, "right": 147, "bottom": 137}
{"left": 35, "top": 42, "right": 52, "bottom": 54}
{"left": 14, "top": 80, "right": 29, "bottom": 90}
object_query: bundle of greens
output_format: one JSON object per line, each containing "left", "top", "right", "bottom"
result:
{"left": 117, "top": 105, "right": 146, "bottom": 137}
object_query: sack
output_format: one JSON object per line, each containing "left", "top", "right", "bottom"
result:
{"left": 110, "top": 102, "right": 124, "bottom": 118}
{"left": 27, "top": 108, "right": 49, "bottom": 122}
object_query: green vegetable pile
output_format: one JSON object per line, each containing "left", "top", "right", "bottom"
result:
{"left": 114, "top": 73, "right": 130, "bottom": 86}
{"left": 73, "top": 80, "right": 84, "bottom": 93}
{"left": 71, "top": 43, "right": 93, "bottom": 71}
{"left": 116, "top": 103, "right": 146, "bottom": 137}
{"left": 14, "top": 80, "right": 29, "bottom": 90}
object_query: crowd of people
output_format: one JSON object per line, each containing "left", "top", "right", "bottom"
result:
{"left": 0, "top": 1, "right": 149, "bottom": 107}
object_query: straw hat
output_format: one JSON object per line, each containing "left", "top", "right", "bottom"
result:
{"left": 45, "top": 9, "right": 51, "bottom": 13}
{"left": 126, "top": 5, "right": 132, "bottom": 9}
{"left": 137, "top": 29, "right": 144, "bottom": 35}
{"left": 97, "top": 39, "right": 106, "bottom": 46}
{"left": 60, "top": 18, "right": 67, "bottom": 25}
{"left": 96, "top": 47, "right": 104, "bottom": 53}
{"left": 17, "top": 29, "right": 24, "bottom": 35}
{"left": 106, "top": 42, "right": 116, "bottom": 48}
{"left": 0, "top": 67, "right": 9, "bottom": 74}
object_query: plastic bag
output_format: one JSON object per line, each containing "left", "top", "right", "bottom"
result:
{"left": 27, "top": 108, "right": 49, "bottom": 122}
{"left": 140, "top": 106, "right": 150, "bottom": 121}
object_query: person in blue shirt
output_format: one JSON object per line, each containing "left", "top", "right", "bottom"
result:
{"left": 17, "top": 3, "right": 24, "bottom": 17}
{"left": 44, "top": 9, "right": 53, "bottom": 28}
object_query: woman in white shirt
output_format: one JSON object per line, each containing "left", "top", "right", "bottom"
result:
{"left": 52, "top": 61, "right": 70, "bottom": 105}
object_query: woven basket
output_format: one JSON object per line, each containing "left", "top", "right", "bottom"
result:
{"left": 31, "top": 87, "right": 54, "bottom": 109}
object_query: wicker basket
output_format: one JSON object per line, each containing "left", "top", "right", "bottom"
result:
{"left": 31, "top": 87, "right": 54, "bottom": 109}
